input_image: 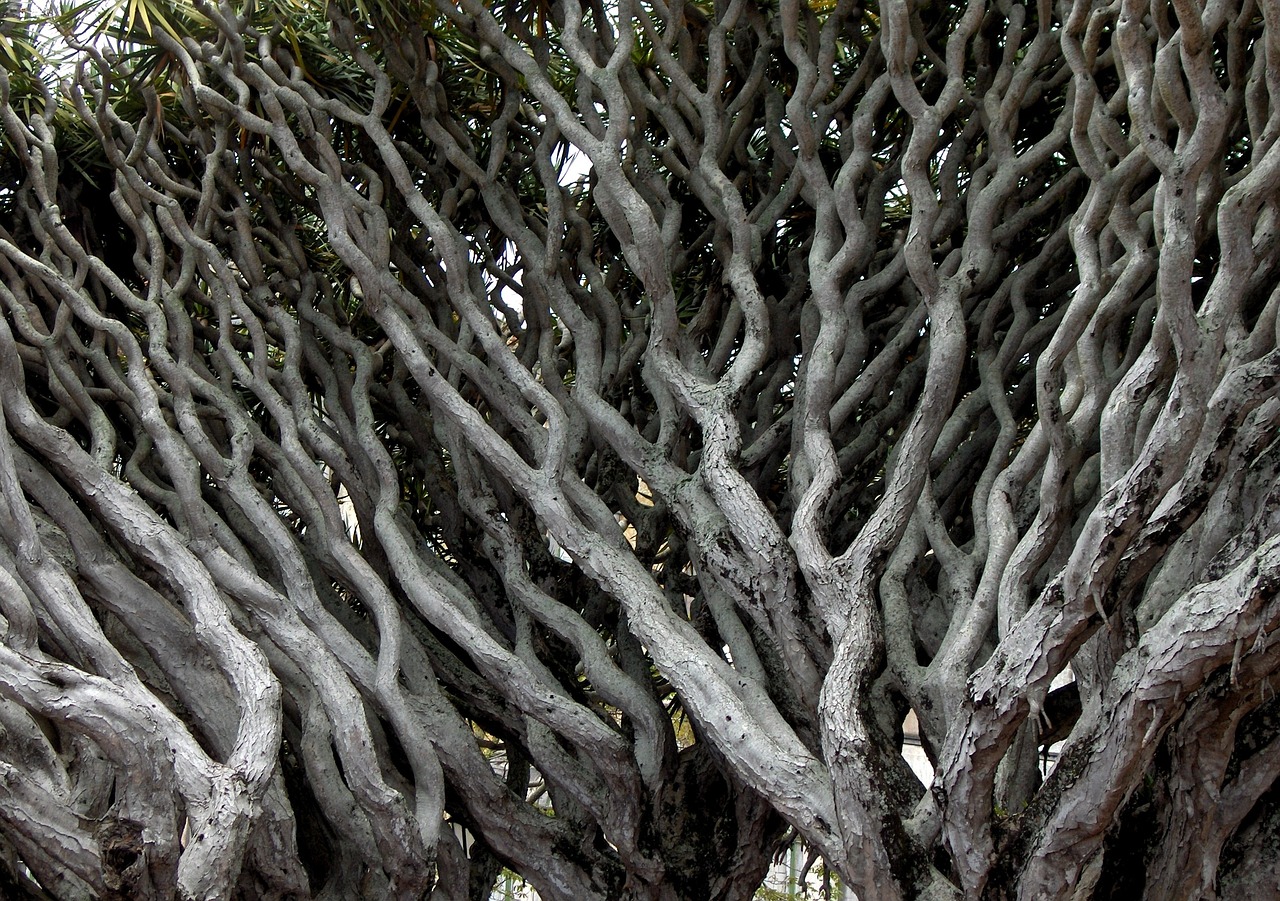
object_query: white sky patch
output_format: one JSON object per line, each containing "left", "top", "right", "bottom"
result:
{"left": 491, "top": 142, "right": 593, "bottom": 319}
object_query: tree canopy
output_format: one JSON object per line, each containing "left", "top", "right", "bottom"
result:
{"left": 0, "top": 0, "right": 1279, "bottom": 898}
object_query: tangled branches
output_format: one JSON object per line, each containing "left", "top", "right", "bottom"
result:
{"left": 1, "top": 0, "right": 1279, "bottom": 898}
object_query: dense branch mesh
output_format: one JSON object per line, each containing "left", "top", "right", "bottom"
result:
{"left": 1, "top": 0, "right": 1279, "bottom": 898}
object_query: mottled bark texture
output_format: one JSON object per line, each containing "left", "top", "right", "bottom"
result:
{"left": 0, "top": 0, "right": 1278, "bottom": 897}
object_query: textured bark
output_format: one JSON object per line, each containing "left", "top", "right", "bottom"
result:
{"left": 0, "top": 0, "right": 1278, "bottom": 898}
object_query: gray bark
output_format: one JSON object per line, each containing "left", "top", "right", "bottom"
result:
{"left": 0, "top": 0, "right": 1278, "bottom": 898}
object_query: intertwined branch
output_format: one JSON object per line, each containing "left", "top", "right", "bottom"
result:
{"left": 0, "top": 0, "right": 1278, "bottom": 898}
